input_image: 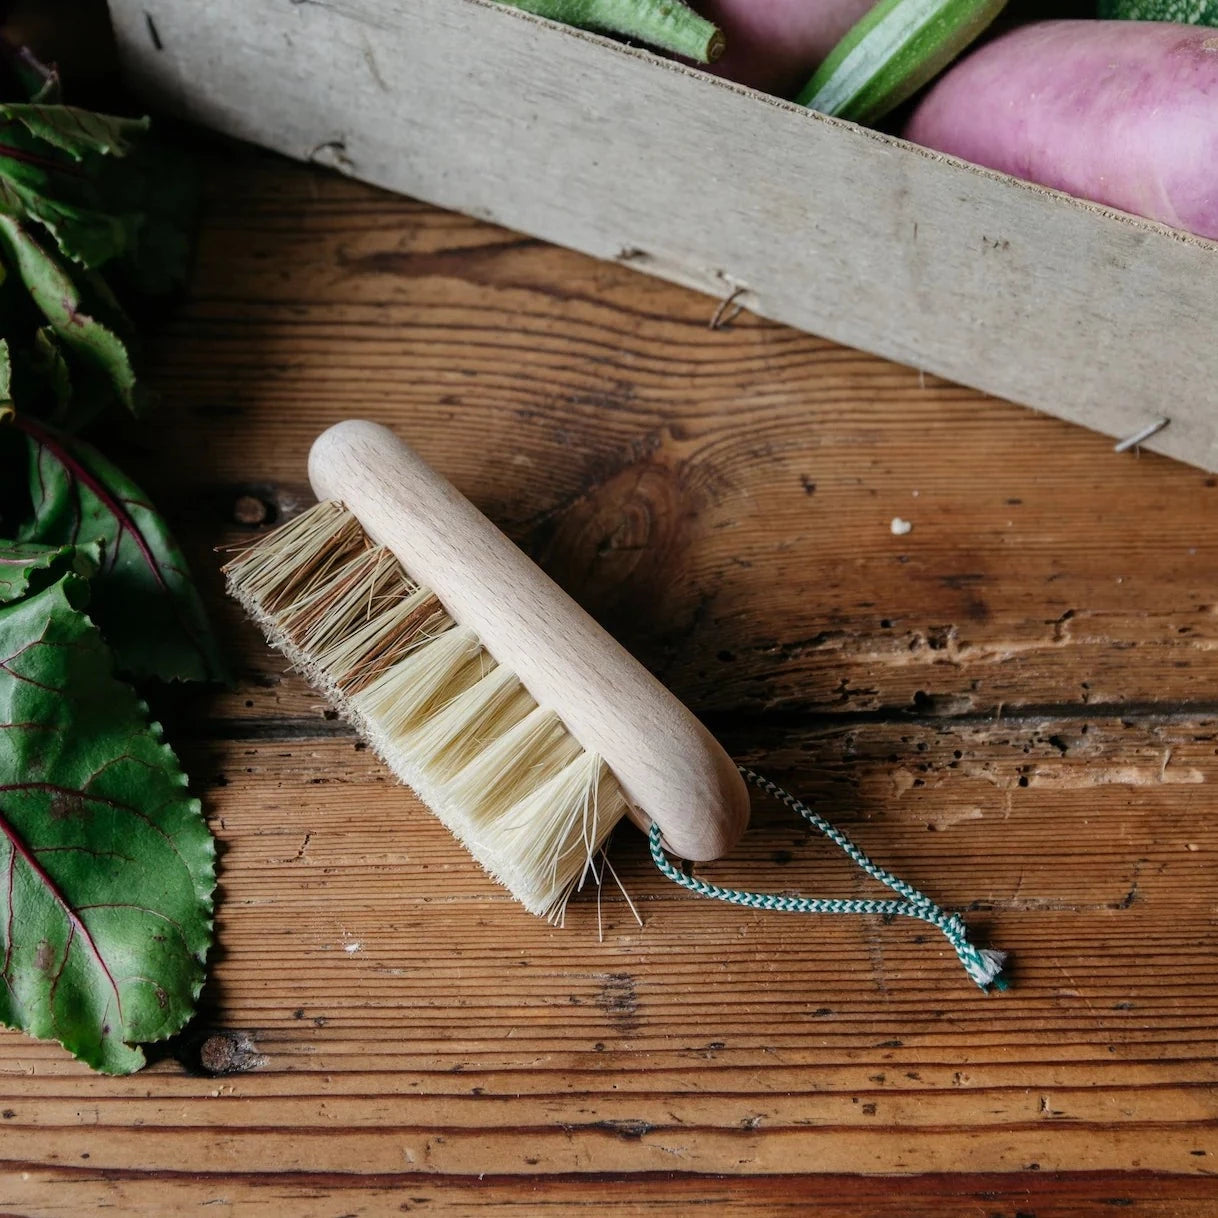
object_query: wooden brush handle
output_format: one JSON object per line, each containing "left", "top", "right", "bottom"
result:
{"left": 309, "top": 420, "right": 750, "bottom": 861}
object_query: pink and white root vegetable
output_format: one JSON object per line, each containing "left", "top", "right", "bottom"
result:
{"left": 904, "top": 20, "right": 1218, "bottom": 240}
{"left": 694, "top": 0, "right": 875, "bottom": 95}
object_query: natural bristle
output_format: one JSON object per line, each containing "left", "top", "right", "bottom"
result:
{"left": 401, "top": 663, "right": 534, "bottom": 783}
{"left": 223, "top": 501, "right": 631, "bottom": 918}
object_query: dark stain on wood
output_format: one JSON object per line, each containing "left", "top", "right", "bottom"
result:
{"left": 594, "top": 973, "right": 640, "bottom": 1034}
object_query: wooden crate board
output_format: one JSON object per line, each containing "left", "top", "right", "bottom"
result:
{"left": 106, "top": 0, "right": 1218, "bottom": 473}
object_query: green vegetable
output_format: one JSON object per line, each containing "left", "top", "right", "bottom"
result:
{"left": 0, "top": 215, "right": 143, "bottom": 420}
{"left": 15, "top": 415, "right": 228, "bottom": 684}
{"left": 1098, "top": 0, "right": 1218, "bottom": 23}
{"left": 797, "top": 0, "right": 1009, "bottom": 125}
{"left": 495, "top": 0, "right": 725, "bottom": 62}
{"left": 0, "top": 50, "right": 222, "bottom": 1074}
{"left": 0, "top": 106, "right": 149, "bottom": 271}
{"left": 0, "top": 539, "right": 95, "bottom": 603}
{"left": 0, "top": 49, "right": 195, "bottom": 427}
{"left": 0, "top": 549, "right": 214, "bottom": 1074}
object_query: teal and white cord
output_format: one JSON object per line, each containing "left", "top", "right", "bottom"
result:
{"left": 649, "top": 766, "right": 1008, "bottom": 991}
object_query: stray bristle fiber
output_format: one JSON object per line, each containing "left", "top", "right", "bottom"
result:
{"left": 223, "top": 500, "right": 630, "bottom": 918}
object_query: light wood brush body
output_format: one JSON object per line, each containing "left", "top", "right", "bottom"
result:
{"left": 227, "top": 420, "right": 1008, "bottom": 989}
{"left": 225, "top": 420, "right": 749, "bottom": 918}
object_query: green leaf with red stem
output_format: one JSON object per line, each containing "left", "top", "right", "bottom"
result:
{"left": 0, "top": 106, "right": 147, "bottom": 163}
{"left": 15, "top": 415, "right": 228, "bottom": 684}
{"left": 0, "top": 165, "right": 136, "bottom": 273}
{"left": 0, "top": 540, "right": 97, "bottom": 604}
{"left": 0, "top": 47, "right": 194, "bottom": 421}
{"left": 0, "top": 560, "right": 214, "bottom": 1074}
{"left": 0, "top": 108, "right": 144, "bottom": 271}
{"left": 0, "top": 213, "right": 141, "bottom": 418}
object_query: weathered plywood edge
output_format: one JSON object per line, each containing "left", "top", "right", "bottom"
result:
{"left": 109, "top": 0, "right": 1218, "bottom": 472}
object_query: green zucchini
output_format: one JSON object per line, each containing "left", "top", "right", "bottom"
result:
{"left": 1097, "top": 0, "right": 1218, "bottom": 25}
{"left": 797, "top": 0, "right": 1008, "bottom": 125}
{"left": 495, "top": 0, "right": 725, "bottom": 63}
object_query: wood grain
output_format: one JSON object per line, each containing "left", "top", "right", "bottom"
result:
{"left": 3, "top": 143, "right": 1218, "bottom": 1215}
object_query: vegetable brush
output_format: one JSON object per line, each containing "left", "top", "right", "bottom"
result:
{"left": 224, "top": 421, "right": 1008, "bottom": 990}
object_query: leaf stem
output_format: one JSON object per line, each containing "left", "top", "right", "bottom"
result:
{"left": 498, "top": 0, "right": 725, "bottom": 62}
{"left": 9, "top": 413, "right": 167, "bottom": 591}
{"left": 12, "top": 412, "right": 226, "bottom": 681}
{"left": 0, "top": 140, "right": 84, "bottom": 178}
{"left": 0, "top": 806, "right": 124, "bottom": 1019}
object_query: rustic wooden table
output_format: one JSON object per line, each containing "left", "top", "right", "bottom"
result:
{"left": 3, "top": 140, "right": 1217, "bottom": 1216}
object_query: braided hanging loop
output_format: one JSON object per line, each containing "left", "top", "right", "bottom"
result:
{"left": 649, "top": 767, "right": 1008, "bottom": 991}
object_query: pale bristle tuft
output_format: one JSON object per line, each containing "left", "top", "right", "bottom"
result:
{"left": 225, "top": 500, "right": 368, "bottom": 618}
{"left": 446, "top": 706, "right": 584, "bottom": 828}
{"left": 321, "top": 584, "right": 451, "bottom": 695}
{"left": 352, "top": 625, "right": 485, "bottom": 738}
{"left": 283, "top": 548, "right": 416, "bottom": 667}
{"left": 486, "top": 753, "right": 629, "bottom": 925}
{"left": 222, "top": 500, "right": 631, "bottom": 919}
{"left": 402, "top": 664, "right": 535, "bottom": 783}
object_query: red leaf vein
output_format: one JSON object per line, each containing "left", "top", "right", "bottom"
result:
{"left": 0, "top": 813, "right": 123, "bottom": 1025}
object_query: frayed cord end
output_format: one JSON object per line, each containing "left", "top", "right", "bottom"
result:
{"left": 956, "top": 944, "right": 1009, "bottom": 992}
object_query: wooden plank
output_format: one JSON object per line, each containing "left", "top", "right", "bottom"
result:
{"left": 3, "top": 715, "right": 1218, "bottom": 1198}
{"left": 107, "top": 0, "right": 1218, "bottom": 472}
{"left": 132, "top": 151, "right": 1218, "bottom": 720}
{"left": 4, "top": 145, "right": 1218, "bottom": 1213}
{"left": 8, "top": 1171, "right": 1218, "bottom": 1217}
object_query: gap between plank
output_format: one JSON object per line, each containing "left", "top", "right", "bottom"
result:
{"left": 201, "top": 697, "right": 1218, "bottom": 743}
